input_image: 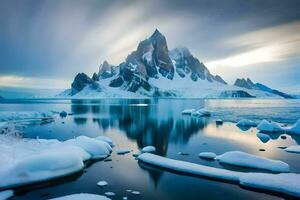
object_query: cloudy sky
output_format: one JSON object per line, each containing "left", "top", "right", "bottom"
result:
{"left": 0, "top": 0, "right": 300, "bottom": 92}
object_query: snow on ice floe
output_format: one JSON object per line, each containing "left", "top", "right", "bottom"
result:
{"left": 138, "top": 153, "right": 300, "bottom": 198}
{"left": 97, "top": 181, "right": 108, "bottom": 187}
{"left": 285, "top": 145, "right": 300, "bottom": 154}
{"left": 96, "top": 136, "right": 114, "bottom": 147}
{"left": 0, "top": 134, "right": 112, "bottom": 190}
{"left": 141, "top": 146, "right": 156, "bottom": 153}
{"left": 236, "top": 119, "right": 257, "bottom": 127}
{"left": 216, "top": 151, "right": 289, "bottom": 173}
{"left": 0, "top": 190, "right": 13, "bottom": 200}
{"left": 181, "top": 109, "right": 196, "bottom": 115}
{"left": 191, "top": 109, "right": 211, "bottom": 117}
{"left": 256, "top": 133, "right": 271, "bottom": 143}
{"left": 104, "top": 192, "right": 115, "bottom": 197}
{"left": 49, "top": 193, "right": 111, "bottom": 200}
{"left": 198, "top": 152, "right": 217, "bottom": 160}
{"left": 257, "top": 120, "right": 283, "bottom": 133}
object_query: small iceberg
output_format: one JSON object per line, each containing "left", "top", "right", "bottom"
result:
{"left": 104, "top": 192, "right": 115, "bottom": 197}
{"left": 191, "top": 109, "right": 211, "bottom": 117}
{"left": 97, "top": 181, "right": 108, "bottom": 187}
{"left": 181, "top": 109, "right": 196, "bottom": 115}
{"left": 49, "top": 193, "right": 111, "bottom": 200}
{"left": 236, "top": 119, "right": 257, "bottom": 127}
{"left": 256, "top": 133, "right": 271, "bottom": 143}
{"left": 141, "top": 146, "right": 156, "bottom": 153}
{"left": 216, "top": 151, "right": 289, "bottom": 173}
{"left": 215, "top": 119, "right": 223, "bottom": 125}
{"left": 198, "top": 152, "right": 216, "bottom": 160}
{"left": 285, "top": 145, "right": 300, "bottom": 154}
{"left": 138, "top": 153, "right": 300, "bottom": 198}
{"left": 257, "top": 120, "right": 283, "bottom": 133}
{"left": 131, "top": 191, "right": 140, "bottom": 195}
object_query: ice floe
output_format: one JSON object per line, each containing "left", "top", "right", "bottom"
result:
{"left": 285, "top": 145, "right": 300, "bottom": 154}
{"left": 191, "top": 109, "right": 211, "bottom": 117}
{"left": 181, "top": 109, "right": 196, "bottom": 115}
{"left": 104, "top": 192, "right": 115, "bottom": 197}
{"left": 257, "top": 120, "right": 283, "bottom": 133}
{"left": 49, "top": 193, "right": 111, "bottom": 200}
{"left": 96, "top": 136, "right": 114, "bottom": 147}
{"left": 0, "top": 134, "right": 112, "bottom": 190}
{"left": 216, "top": 151, "right": 289, "bottom": 173}
{"left": 97, "top": 181, "right": 108, "bottom": 187}
{"left": 138, "top": 153, "right": 300, "bottom": 198}
{"left": 131, "top": 191, "right": 140, "bottom": 195}
{"left": 236, "top": 119, "right": 257, "bottom": 127}
{"left": 0, "top": 190, "right": 13, "bottom": 200}
{"left": 141, "top": 146, "right": 156, "bottom": 153}
{"left": 198, "top": 152, "right": 217, "bottom": 160}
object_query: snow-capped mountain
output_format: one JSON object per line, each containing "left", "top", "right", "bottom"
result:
{"left": 60, "top": 29, "right": 293, "bottom": 99}
{"left": 234, "top": 78, "right": 295, "bottom": 99}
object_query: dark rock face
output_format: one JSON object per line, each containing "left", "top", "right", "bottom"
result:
{"left": 234, "top": 78, "right": 255, "bottom": 89}
{"left": 213, "top": 75, "right": 227, "bottom": 84}
{"left": 98, "top": 61, "right": 117, "bottom": 79}
{"left": 71, "top": 73, "right": 93, "bottom": 95}
{"left": 92, "top": 73, "right": 99, "bottom": 81}
{"left": 219, "top": 90, "right": 255, "bottom": 98}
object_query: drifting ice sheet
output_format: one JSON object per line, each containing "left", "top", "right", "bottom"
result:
{"left": 49, "top": 193, "right": 111, "bottom": 200}
{"left": 138, "top": 153, "right": 300, "bottom": 198}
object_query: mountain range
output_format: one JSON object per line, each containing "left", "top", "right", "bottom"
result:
{"left": 60, "top": 29, "right": 295, "bottom": 99}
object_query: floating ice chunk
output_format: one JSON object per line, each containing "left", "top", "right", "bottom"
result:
{"left": 0, "top": 190, "right": 13, "bottom": 200}
{"left": 285, "top": 145, "right": 300, "bottom": 154}
{"left": 181, "top": 109, "right": 196, "bottom": 115}
{"left": 138, "top": 153, "right": 300, "bottom": 198}
{"left": 256, "top": 133, "right": 271, "bottom": 143}
{"left": 0, "top": 152, "right": 84, "bottom": 189}
{"left": 191, "top": 109, "right": 211, "bottom": 117}
{"left": 96, "top": 136, "right": 114, "bottom": 147}
{"left": 131, "top": 191, "right": 140, "bottom": 195}
{"left": 65, "top": 136, "right": 111, "bottom": 159}
{"left": 236, "top": 119, "right": 257, "bottom": 127}
{"left": 116, "top": 149, "right": 131, "bottom": 155}
{"left": 198, "top": 152, "right": 217, "bottom": 160}
{"left": 216, "top": 151, "right": 289, "bottom": 173}
{"left": 104, "top": 192, "right": 115, "bottom": 197}
{"left": 257, "top": 120, "right": 283, "bottom": 133}
{"left": 122, "top": 197, "right": 128, "bottom": 200}
{"left": 288, "top": 119, "right": 300, "bottom": 134}
{"left": 215, "top": 119, "right": 223, "bottom": 125}
{"left": 49, "top": 193, "right": 111, "bottom": 200}
{"left": 240, "top": 173, "right": 300, "bottom": 198}
{"left": 97, "top": 181, "right": 108, "bottom": 187}
{"left": 141, "top": 146, "right": 156, "bottom": 153}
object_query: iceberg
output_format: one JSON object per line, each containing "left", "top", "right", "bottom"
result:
{"left": 141, "top": 146, "right": 156, "bottom": 153}
{"left": 198, "top": 152, "right": 217, "bottom": 160}
{"left": 191, "top": 109, "right": 211, "bottom": 117}
{"left": 256, "top": 133, "right": 271, "bottom": 143}
{"left": 216, "top": 151, "right": 289, "bottom": 173}
{"left": 138, "top": 153, "right": 300, "bottom": 198}
{"left": 49, "top": 193, "right": 111, "bottom": 200}
{"left": 236, "top": 119, "right": 257, "bottom": 127}
{"left": 257, "top": 120, "right": 283, "bottom": 133}
{"left": 181, "top": 109, "right": 196, "bottom": 115}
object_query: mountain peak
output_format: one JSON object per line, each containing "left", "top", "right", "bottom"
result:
{"left": 149, "top": 29, "right": 165, "bottom": 42}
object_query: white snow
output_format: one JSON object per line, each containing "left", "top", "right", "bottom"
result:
{"left": 96, "top": 136, "right": 114, "bottom": 147}
{"left": 49, "top": 193, "right": 111, "bottom": 200}
{"left": 0, "top": 134, "right": 112, "bottom": 189}
{"left": 236, "top": 119, "right": 257, "bottom": 127}
{"left": 181, "top": 109, "right": 196, "bottom": 115}
{"left": 288, "top": 119, "right": 300, "bottom": 134}
{"left": 191, "top": 109, "right": 211, "bottom": 117}
{"left": 198, "top": 152, "right": 217, "bottom": 160}
{"left": 0, "top": 111, "right": 54, "bottom": 122}
{"left": 0, "top": 190, "right": 13, "bottom": 200}
{"left": 141, "top": 146, "right": 156, "bottom": 153}
{"left": 216, "top": 151, "right": 289, "bottom": 173}
{"left": 104, "top": 192, "right": 115, "bottom": 197}
{"left": 256, "top": 133, "right": 271, "bottom": 143}
{"left": 97, "top": 181, "right": 108, "bottom": 187}
{"left": 257, "top": 120, "right": 283, "bottom": 133}
{"left": 285, "top": 145, "right": 300, "bottom": 154}
{"left": 138, "top": 153, "right": 300, "bottom": 198}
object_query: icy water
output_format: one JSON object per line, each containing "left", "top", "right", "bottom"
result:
{"left": 1, "top": 98, "right": 300, "bottom": 200}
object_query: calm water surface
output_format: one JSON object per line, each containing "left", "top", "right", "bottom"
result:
{"left": 1, "top": 98, "right": 300, "bottom": 200}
